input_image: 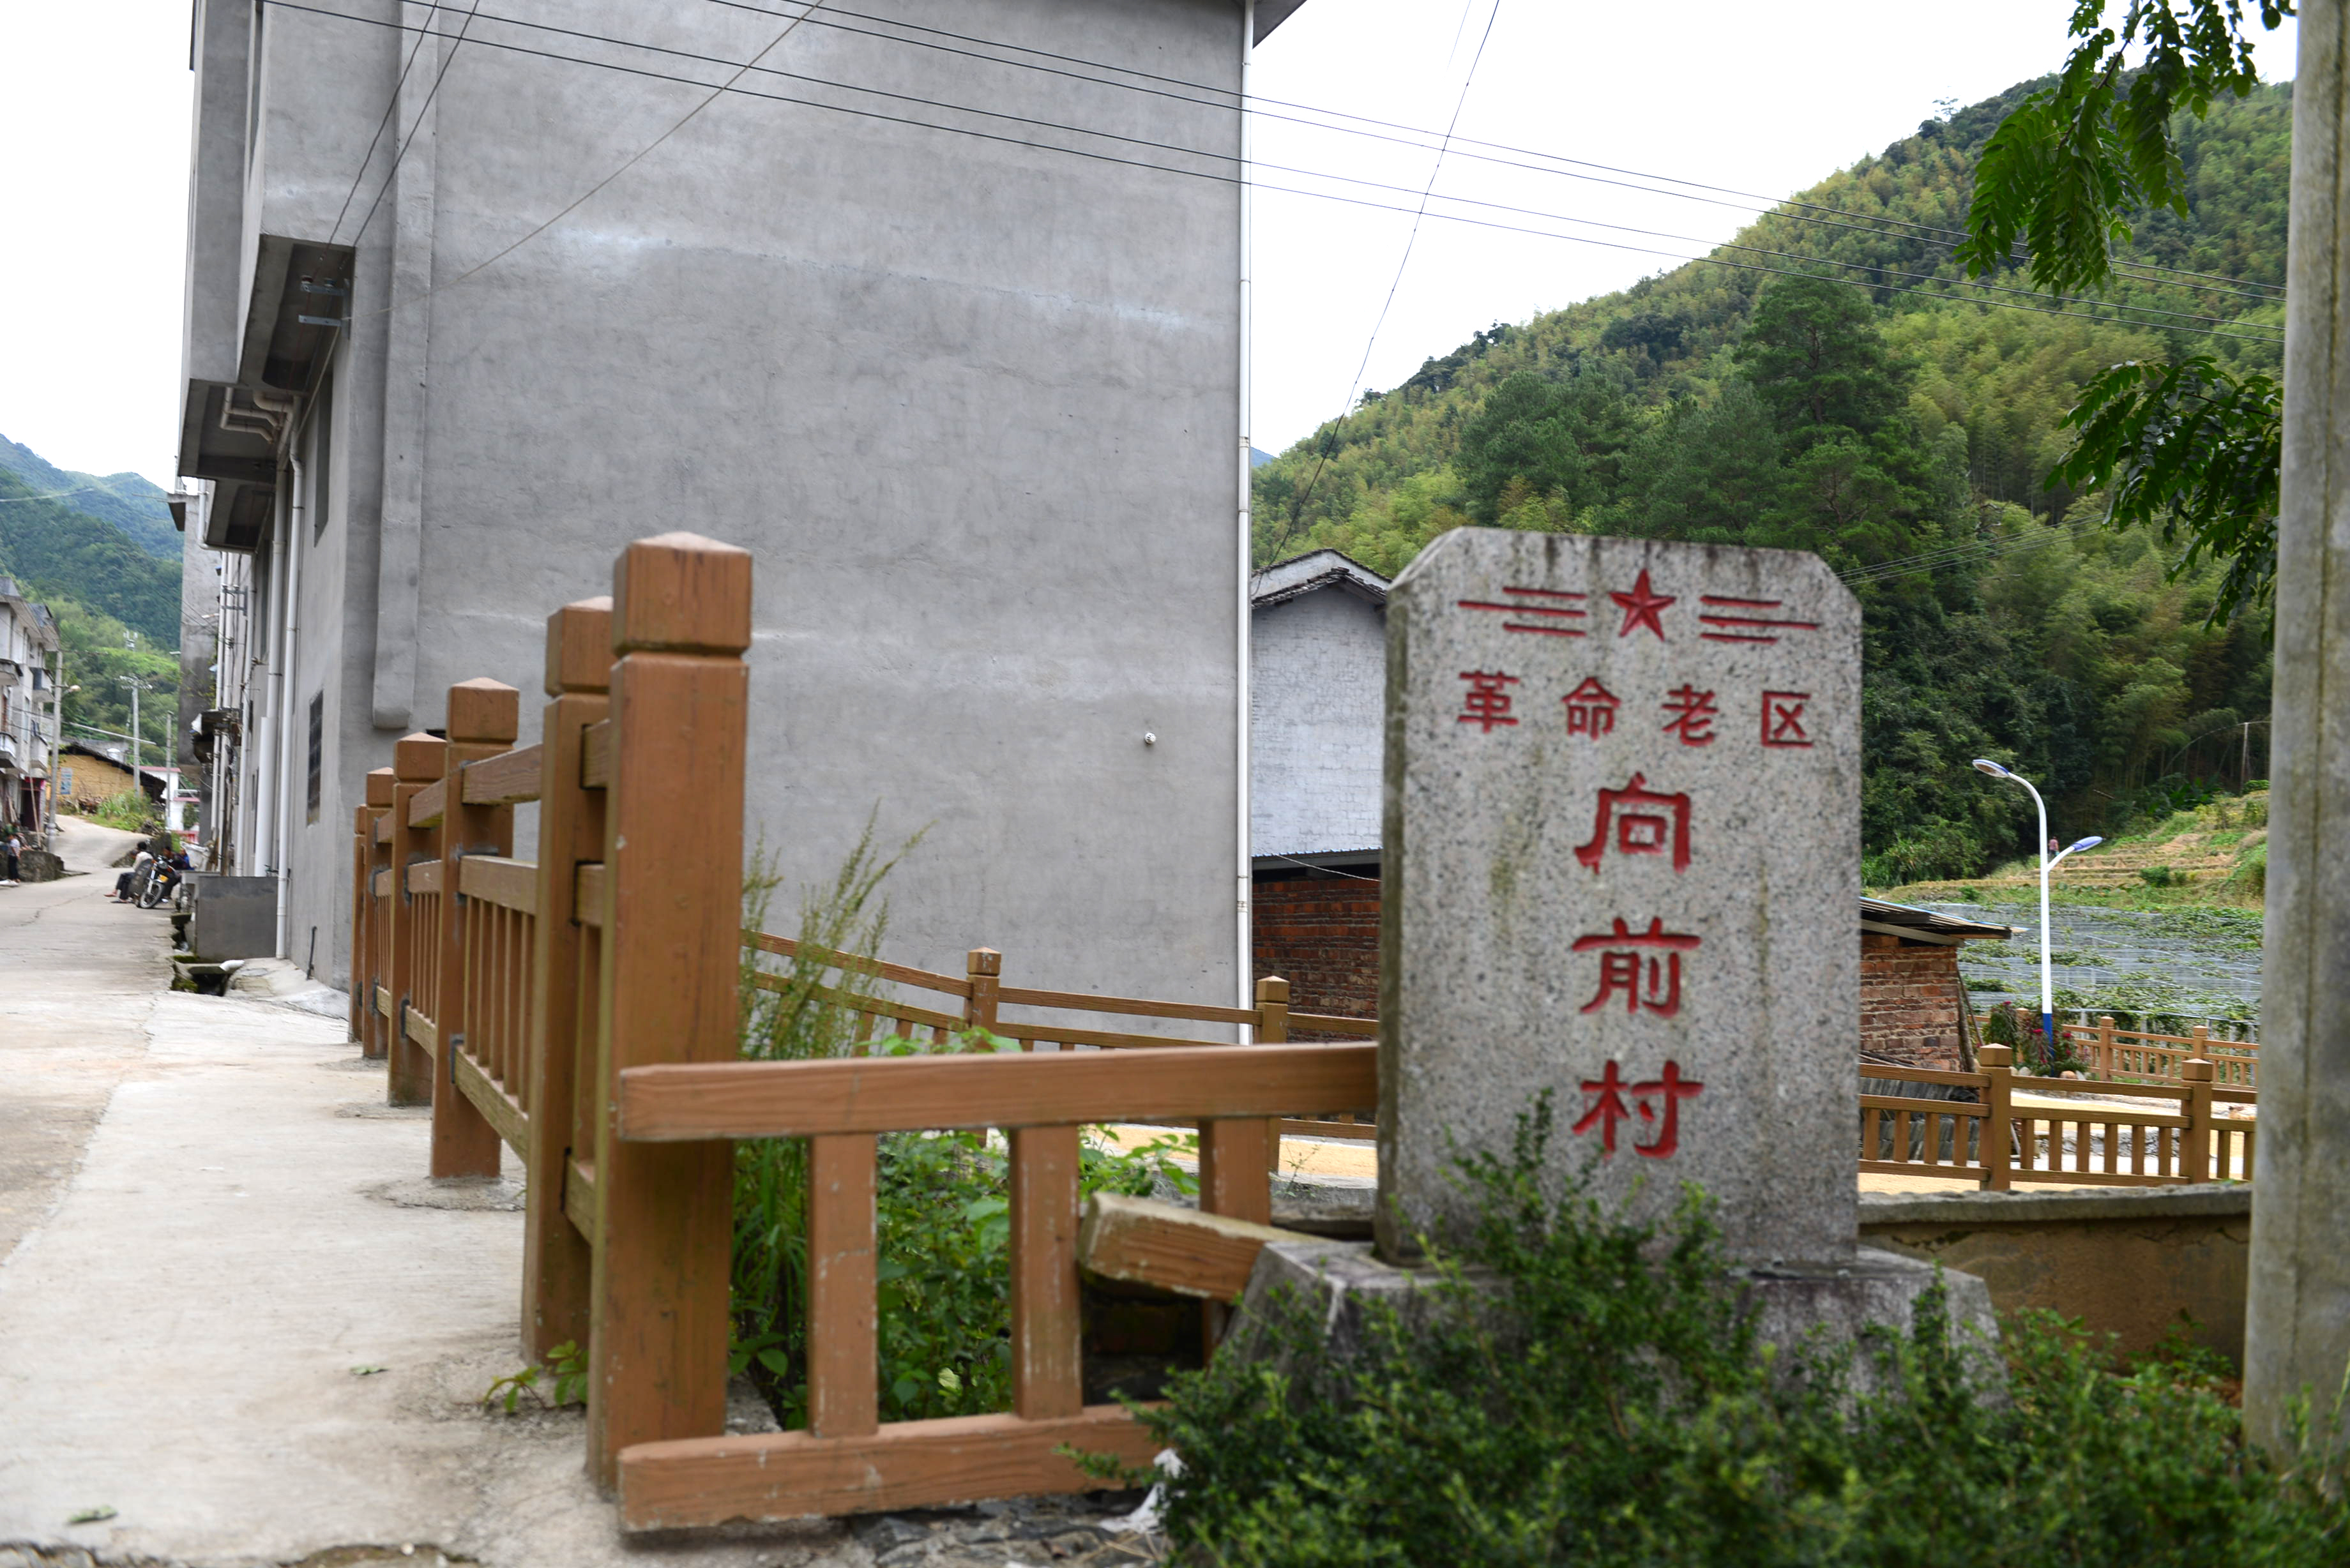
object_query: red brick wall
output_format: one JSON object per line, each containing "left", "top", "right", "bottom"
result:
{"left": 1256, "top": 883, "right": 1964, "bottom": 1064}
{"left": 1860, "top": 934, "right": 1967, "bottom": 1069}
{"left": 1252, "top": 875, "right": 1380, "bottom": 1021}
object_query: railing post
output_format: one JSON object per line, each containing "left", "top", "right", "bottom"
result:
{"left": 964, "top": 947, "right": 1001, "bottom": 1039}
{"left": 2181, "top": 1057, "right": 2215, "bottom": 1182}
{"left": 807, "top": 1133, "right": 880, "bottom": 1436}
{"left": 1980, "top": 1044, "right": 2013, "bottom": 1191}
{"left": 362, "top": 768, "right": 394, "bottom": 1060}
{"left": 350, "top": 803, "right": 370, "bottom": 1047}
{"left": 388, "top": 733, "right": 447, "bottom": 1106}
{"left": 2098, "top": 1014, "right": 2116, "bottom": 1079}
{"left": 1256, "top": 975, "right": 1291, "bottom": 1174}
{"left": 432, "top": 678, "right": 519, "bottom": 1180}
{"left": 586, "top": 534, "right": 752, "bottom": 1492}
{"left": 1199, "top": 979, "right": 1281, "bottom": 1226}
{"left": 1009, "top": 1125, "right": 1084, "bottom": 1420}
{"left": 523, "top": 596, "right": 612, "bottom": 1361}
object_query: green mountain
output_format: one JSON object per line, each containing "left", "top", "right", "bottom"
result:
{"left": 0, "top": 461, "right": 181, "bottom": 649}
{"left": 0, "top": 434, "right": 181, "bottom": 564}
{"left": 1252, "top": 79, "right": 2288, "bottom": 880}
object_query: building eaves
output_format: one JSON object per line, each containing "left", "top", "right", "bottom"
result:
{"left": 1250, "top": 548, "right": 1391, "bottom": 610}
{"left": 1859, "top": 896, "right": 2013, "bottom": 946}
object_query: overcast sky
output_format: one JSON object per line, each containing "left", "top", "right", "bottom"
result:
{"left": 0, "top": 1, "right": 2298, "bottom": 487}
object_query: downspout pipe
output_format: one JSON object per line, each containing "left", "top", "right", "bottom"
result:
{"left": 1234, "top": 0, "right": 1255, "bottom": 1028}
{"left": 273, "top": 445, "right": 303, "bottom": 958}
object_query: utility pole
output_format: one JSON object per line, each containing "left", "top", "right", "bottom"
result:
{"left": 2246, "top": 0, "right": 2350, "bottom": 1456}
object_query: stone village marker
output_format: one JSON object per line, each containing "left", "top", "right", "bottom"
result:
{"left": 1231, "top": 529, "right": 1989, "bottom": 1359}
{"left": 1377, "top": 529, "right": 1862, "bottom": 1267}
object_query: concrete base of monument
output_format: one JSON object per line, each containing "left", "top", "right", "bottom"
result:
{"left": 1225, "top": 1239, "right": 1999, "bottom": 1384}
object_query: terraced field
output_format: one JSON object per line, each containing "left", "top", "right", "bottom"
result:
{"left": 1878, "top": 793, "right": 2268, "bottom": 1032}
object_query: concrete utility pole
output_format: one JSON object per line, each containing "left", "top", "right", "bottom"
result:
{"left": 2245, "top": 0, "right": 2350, "bottom": 1455}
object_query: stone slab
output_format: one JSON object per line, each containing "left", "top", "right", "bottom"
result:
{"left": 1379, "top": 531, "right": 1861, "bottom": 1265}
{"left": 1229, "top": 1239, "right": 1996, "bottom": 1384}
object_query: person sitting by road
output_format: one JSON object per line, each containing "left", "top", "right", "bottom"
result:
{"left": 114, "top": 846, "right": 155, "bottom": 903}
{"left": 2, "top": 829, "right": 20, "bottom": 886}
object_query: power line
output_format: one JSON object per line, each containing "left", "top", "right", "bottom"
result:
{"left": 262, "top": 1, "right": 2286, "bottom": 351}
{"left": 1839, "top": 525, "right": 2073, "bottom": 585}
{"left": 327, "top": 2, "right": 440, "bottom": 245}
{"left": 372, "top": 0, "right": 2284, "bottom": 308}
{"left": 685, "top": 0, "right": 2287, "bottom": 303}
{"left": 360, "top": 0, "right": 826, "bottom": 326}
{"left": 347, "top": 0, "right": 487, "bottom": 250}
{"left": 0, "top": 483, "right": 141, "bottom": 506}
{"left": 1292, "top": 0, "right": 1505, "bottom": 532}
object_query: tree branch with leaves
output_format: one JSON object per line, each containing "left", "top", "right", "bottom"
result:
{"left": 1962, "top": 0, "right": 2292, "bottom": 623}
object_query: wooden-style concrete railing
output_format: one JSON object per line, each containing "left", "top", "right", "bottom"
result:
{"left": 1978, "top": 1007, "right": 2261, "bottom": 1089}
{"left": 609, "top": 1041, "right": 1374, "bottom": 1527}
{"left": 340, "top": 532, "right": 1381, "bottom": 1525}
{"left": 1860, "top": 1044, "right": 2256, "bottom": 1188}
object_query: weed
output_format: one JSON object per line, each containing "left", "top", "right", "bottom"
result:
{"left": 480, "top": 1341, "right": 586, "bottom": 1414}
{"left": 731, "top": 820, "right": 1199, "bottom": 1428}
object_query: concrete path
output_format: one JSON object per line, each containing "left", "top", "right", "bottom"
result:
{"left": 0, "top": 831, "right": 863, "bottom": 1568}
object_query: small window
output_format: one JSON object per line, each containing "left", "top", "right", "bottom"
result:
{"left": 305, "top": 691, "right": 324, "bottom": 825}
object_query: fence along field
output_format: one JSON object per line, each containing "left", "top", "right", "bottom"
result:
{"left": 345, "top": 532, "right": 2254, "bottom": 1531}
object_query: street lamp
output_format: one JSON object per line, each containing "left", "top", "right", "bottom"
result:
{"left": 1972, "top": 758, "right": 2102, "bottom": 1058}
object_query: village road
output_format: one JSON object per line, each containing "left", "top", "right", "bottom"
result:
{"left": 0, "top": 833, "right": 862, "bottom": 1568}
{"left": 0, "top": 817, "right": 161, "bottom": 1267}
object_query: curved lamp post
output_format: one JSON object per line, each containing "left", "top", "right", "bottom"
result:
{"left": 1973, "top": 758, "right": 2103, "bottom": 1053}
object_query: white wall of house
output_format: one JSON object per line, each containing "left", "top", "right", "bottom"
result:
{"left": 1249, "top": 554, "right": 1388, "bottom": 861}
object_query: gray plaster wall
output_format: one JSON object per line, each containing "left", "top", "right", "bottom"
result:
{"left": 202, "top": 0, "right": 1250, "bottom": 1006}
{"left": 1251, "top": 588, "right": 1385, "bottom": 858}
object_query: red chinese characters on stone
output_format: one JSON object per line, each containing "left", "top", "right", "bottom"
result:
{"left": 1457, "top": 587, "right": 1589, "bottom": 637}
{"left": 1697, "top": 594, "right": 1820, "bottom": 645}
{"left": 1562, "top": 677, "right": 1620, "bottom": 737}
{"left": 1574, "top": 774, "right": 1692, "bottom": 874}
{"left": 1457, "top": 670, "right": 1521, "bottom": 732}
{"left": 1571, "top": 1059, "right": 1706, "bottom": 1157}
{"left": 1572, "top": 916, "right": 1701, "bottom": 1016}
{"left": 1661, "top": 685, "right": 1718, "bottom": 746}
{"left": 1761, "top": 690, "right": 1812, "bottom": 748}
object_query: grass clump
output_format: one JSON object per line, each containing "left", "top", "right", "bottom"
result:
{"left": 1114, "top": 1097, "right": 2347, "bottom": 1566}
{"left": 731, "top": 820, "right": 1195, "bottom": 1428}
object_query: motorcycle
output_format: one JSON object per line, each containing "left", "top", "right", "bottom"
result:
{"left": 137, "top": 859, "right": 184, "bottom": 910}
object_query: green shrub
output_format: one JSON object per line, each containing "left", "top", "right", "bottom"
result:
{"left": 92, "top": 791, "right": 158, "bottom": 833}
{"left": 1111, "top": 1098, "right": 2350, "bottom": 1566}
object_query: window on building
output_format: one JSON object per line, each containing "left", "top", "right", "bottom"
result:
{"left": 305, "top": 691, "right": 323, "bottom": 825}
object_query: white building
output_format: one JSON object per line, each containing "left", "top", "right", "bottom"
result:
{"left": 174, "top": 0, "right": 1306, "bottom": 999}
{"left": 1249, "top": 549, "right": 1389, "bottom": 877}
{"left": 0, "top": 577, "right": 61, "bottom": 832}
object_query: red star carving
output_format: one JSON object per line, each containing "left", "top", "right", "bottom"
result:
{"left": 1610, "top": 569, "right": 1676, "bottom": 640}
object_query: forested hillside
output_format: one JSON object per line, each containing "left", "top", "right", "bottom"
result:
{"left": 0, "top": 465, "right": 181, "bottom": 648}
{"left": 1253, "top": 79, "right": 2288, "bottom": 881}
{"left": 0, "top": 437, "right": 185, "bottom": 762}
{"left": 0, "top": 435, "right": 179, "bottom": 563}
